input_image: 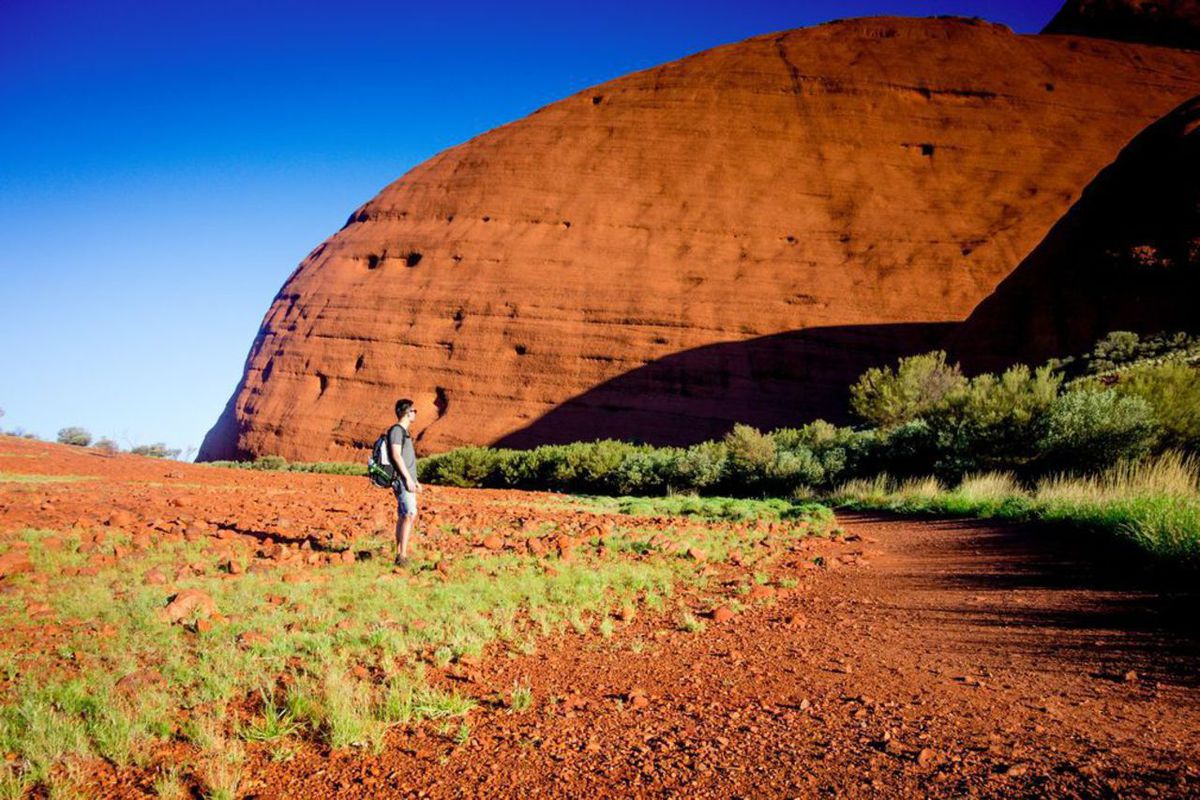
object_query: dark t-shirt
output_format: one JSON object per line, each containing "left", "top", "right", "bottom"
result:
{"left": 387, "top": 424, "right": 417, "bottom": 478}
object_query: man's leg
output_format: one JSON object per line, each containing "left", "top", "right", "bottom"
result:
{"left": 394, "top": 487, "right": 418, "bottom": 562}
{"left": 397, "top": 513, "right": 416, "bottom": 559}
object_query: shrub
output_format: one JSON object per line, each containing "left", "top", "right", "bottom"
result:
{"left": 669, "top": 441, "right": 727, "bottom": 491}
{"left": 907, "top": 364, "right": 1062, "bottom": 479}
{"left": 129, "top": 443, "right": 182, "bottom": 459}
{"left": 1038, "top": 389, "right": 1158, "bottom": 473}
{"left": 723, "top": 425, "right": 776, "bottom": 489}
{"left": 56, "top": 427, "right": 92, "bottom": 447}
{"left": 1108, "top": 361, "right": 1200, "bottom": 452}
{"left": 94, "top": 438, "right": 119, "bottom": 455}
{"left": 417, "top": 447, "right": 502, "bottom": 488}
{"left": 849, "top": 351, "right": 966, "bottom": 427}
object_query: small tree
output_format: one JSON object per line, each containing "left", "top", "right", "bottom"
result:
{"left": 94, "top": 437, "right": 120, "bottom": 455}
{"left": 130, "top": 442, "right": 182, "bottom": 459}
{"left": 850, "top": 351, "right": 967, "bottom": 427}
{"left": 57, "top": 426, "right": 92, "bottom": 447}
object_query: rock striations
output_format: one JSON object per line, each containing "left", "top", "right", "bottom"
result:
{"left": 200, "top": 16, "right": 1200, "bottom": 462}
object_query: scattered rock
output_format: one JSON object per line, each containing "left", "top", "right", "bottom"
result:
{"left": 748, "top": 585, "right": 776, "bottom": 601}
{"left": 0, "top": 550, "right": 33, "bottom": 579}
{"left": 164, "top": 589, "right": 217, "bottom": 623}
{"left": 481, "top": 534, "right": 504, "bottom": 551}
{"left": 237, "top": 630, "right": 270, "bottom": 648}
{"left": 711, "top": 606, "right": 735, "bottom": 624}
{"left": 628, "top": 688, "right": 650, "bottom": 710}
{"left": 686, "top": 547, "right": 707, "bottom": 562}
{"left": 1123, "top": 670, "right": 1139, "bottom": 683}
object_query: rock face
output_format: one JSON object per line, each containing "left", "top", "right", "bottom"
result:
{"left": 200, "top": 17, "right": 1200, "bottom": 462}
{"left": 951, "top": 95, "right": 1200, "bottom": 372}
{"left": 1043, "top": 0, "right": 1200, "bottom": 50}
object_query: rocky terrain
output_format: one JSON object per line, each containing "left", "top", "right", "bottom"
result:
{"left": 2, "top": 437, "right": 1197, "bottom": 797}
{"left": 201, "top": 14, "right": 1200, "bottom": 462}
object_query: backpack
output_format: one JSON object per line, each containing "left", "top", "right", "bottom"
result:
{"left": 367, "top": 425, "right": 401, "bottom": 488}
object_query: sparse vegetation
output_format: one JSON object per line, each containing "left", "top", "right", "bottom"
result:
{"left": 831, "top": 452, "right": 1200, "bottom": 564}
{"left": 56, "top": 427, "right": 92, "bottom": 447}
{"left": 205, "top": 455, "right": 365, "bottom": 476}
{"left": 129, "top": 443, "right": 182, "bottom": 459}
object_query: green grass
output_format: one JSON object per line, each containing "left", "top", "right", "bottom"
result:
{"left": 0, "top": 494, "right": 830, "bottom": 791}
{"left": 578, "top": 494, "right": 834, "bottom": 524}
{"left": 0, "top": 472, "right": 95, "bottom": 484}
{"left": 829, "top": 452, "right": 1200, "bottom": 564}
{"left": 203, "top": 456, "right": 365, "bottom": 476}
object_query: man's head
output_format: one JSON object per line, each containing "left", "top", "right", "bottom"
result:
{"left": 395, "top": 398, "right": 416, "bottom": 422}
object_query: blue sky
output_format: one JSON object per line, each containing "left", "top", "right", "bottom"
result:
{"left": 0, "top": 0, "right": 1063, "bottom": 457}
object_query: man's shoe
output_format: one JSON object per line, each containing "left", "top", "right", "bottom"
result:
{"left": 394, "top": 554, "right": 410, "bottom": 568}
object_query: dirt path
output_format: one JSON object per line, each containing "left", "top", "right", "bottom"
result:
{"left": 242, "top": 512, "right": 1200, "bottom": 799}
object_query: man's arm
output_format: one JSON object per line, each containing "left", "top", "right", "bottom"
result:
{"left": 389, "top": 436, "right": 415, "bottom": 490}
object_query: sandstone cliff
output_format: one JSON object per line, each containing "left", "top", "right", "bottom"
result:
{"left": 951, "top": 94, "right": 1200, "bottom": 372}
{"left": 1043, "top": 0, "right": 1200, "bottom": 50}
{"left": 200, "top": 17, "right": 1200, "bottom": 461}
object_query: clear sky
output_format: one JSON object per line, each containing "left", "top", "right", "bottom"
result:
{"left": 0, "top": 0, "right": 1063, "bottom": 457}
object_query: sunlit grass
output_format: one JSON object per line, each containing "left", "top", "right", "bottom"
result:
{"left": 0, "top": 472, "right": 94, "bottom": 484}
{"left": 830, "top": 453, "right": 1200, "bottom": 563}
{"left": 0, "top": 494, "right": 830, "bottom": 790}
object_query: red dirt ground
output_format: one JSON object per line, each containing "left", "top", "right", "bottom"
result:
{"left": 2, "top": 437, "right": 1198, "bottom": 798}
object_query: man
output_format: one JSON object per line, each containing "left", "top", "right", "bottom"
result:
{"left": 388, "top": 398, "right": 421, "bottom": 566}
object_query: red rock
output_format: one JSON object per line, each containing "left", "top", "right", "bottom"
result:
{"left": 340, "top": 549, "right": 357, "bottom": 564}
{"left": 106, "top": 510, "right": 134, "bottom": 529}
{"left": 164, "top": 589, "right": 218, "bottom": 623}
{"left": 198, "top": 20, "right": 1200, "bottom": 461}
{"left": 25, "top": 601, "right": 53, "bottom": 619}
{"left": 711, "top": 606, "right": 735, "bottom": 624}
{"left": 686, "top": 547, "right": 707, "bottom": 563}
{"left": 480, "top": 535, "right": 504, "bottom": 551}
{"left": 628, "top": 688, "right": 650, "bottom": 710}
{"left": 237, "top": 630, "right": 270, "bottom": 648}
{"left": 282, "top": 572, "right": 306, "bottom": 584}
{"left": 144, "top": 569, "right": 168, "bottom": 586}
{"left": 0, "top": 550, "right": 33, "bottom": 579}
{"left": 748, "top": 585, "right": 776, "bottom": 601}
{"left": 194, "top": 618, "right": 214, "bottom": 634}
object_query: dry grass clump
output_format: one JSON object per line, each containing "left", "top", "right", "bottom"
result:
{"left": 956, "top": 472, "right": 1022, "bottom": 504}
{"left": 829, "top": 453, "right": 1200, "bottom": 563}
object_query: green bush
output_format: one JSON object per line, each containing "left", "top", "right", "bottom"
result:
{"left": 849, "top": 351, "right": 966, "bottom": 427}
{"left": 130, "top": 443, "right": 181, "bottom": 459}
{"left": 669, "top": 441, "right": 727, "bottom": 491}
{"left": 56, "top": 427, "right": 92, "bottom": 447}
{"left": 1108, "top": 361, "right": 1200, "bottom": 452}
{"left": 1039, "top": 389, "right": 1158, "bottom": 473}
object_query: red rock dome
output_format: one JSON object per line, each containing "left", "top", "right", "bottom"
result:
{"left": 199, "top": 17, "right": 1200, "bottom": 461}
